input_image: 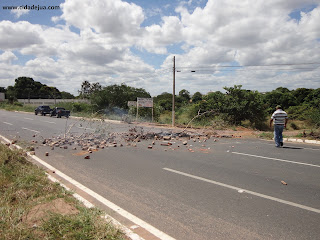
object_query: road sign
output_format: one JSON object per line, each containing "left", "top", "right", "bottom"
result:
{"left": 137, "top": 98, "right": 153, "bottom": 108}
{"left": 127, "top": 101, "right": 137, "bottom": 107}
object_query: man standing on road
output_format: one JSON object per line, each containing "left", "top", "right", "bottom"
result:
{"left": 270, "top": 105, "right": 288, "bottom": 148}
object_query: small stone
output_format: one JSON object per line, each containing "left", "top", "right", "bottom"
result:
{"left": 64, "top": 146, "right": 68, "bottom": 149}
{"left": 45, "top": 152, "right": 49, "bottom": 156}
{"left": 30, "top": 151, "right": 35, "bottom": 155}
{"left": 84, "top": 155, "right": 90, "bottom": 159}
{"left": 148, "top": 145, "right": 153, "bottom": 149}
{"left": 161, "top": 143, "right": 170, "bottom": 146}
{"left": 163, "top": 136, "right": 171, "bottom": 140}
{"left": 182, "top": 141, "right": 188, "bottom": 145}
{"left": 281, "top": 181, "right": 287, "bottom": 185}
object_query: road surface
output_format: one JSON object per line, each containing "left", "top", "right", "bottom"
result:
{"left": 1, "top": 109, "right": 320, "bottom": 240}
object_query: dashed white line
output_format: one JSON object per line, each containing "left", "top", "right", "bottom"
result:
{"left": 77, "top": 126, "right": 95, "bottom": 131}
{"left": 163, "top": 168, "right": 320, "bottom": 214}
{"left": 3, "top": 122, "right": 13, "bottom": 125}
{"left": 21, "top": 127, "right": 40, "bottom": 133}
{"left": 232, "top": 152, "right": 320, "bottom": 168}
{"left": 41, "top": 120, "right": 56, "bottom": 124}
{"left": 24, "top": 117, "right": 33, "bottom": 120}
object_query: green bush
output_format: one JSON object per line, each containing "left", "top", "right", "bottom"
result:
{"left": 309, "top": 109, "right": 320, "bottom": 128}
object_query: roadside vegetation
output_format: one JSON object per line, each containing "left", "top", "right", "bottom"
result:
{"left": 1, "top": 77, "right": 320, "bottom": 139}
{"left": 0, "top": 143, "right": 125, "bottom": 239}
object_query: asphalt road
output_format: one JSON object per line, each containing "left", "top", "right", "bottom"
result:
{"left": 1, "top": 109, "right": 320, "bottom": 240}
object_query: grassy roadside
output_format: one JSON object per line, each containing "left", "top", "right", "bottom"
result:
{"left": 0, "top": 143, "right": 126, "bottom": 240}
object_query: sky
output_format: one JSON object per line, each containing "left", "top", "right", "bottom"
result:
{"left": 0, "top": 0, "right": 320, "bottom": 96}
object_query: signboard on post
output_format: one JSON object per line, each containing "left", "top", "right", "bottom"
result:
{"left": 137, "top": 98, "right": 153, "bottom": 108}
{"left": 136, "top": 98, "right": 154, "bottom": 121}
{"left": 127, "top": 101, "right": 137, "bottom": 107}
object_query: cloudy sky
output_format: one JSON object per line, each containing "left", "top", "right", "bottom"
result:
{"left": 0, "top": 0, "right": 319, "bottom": 96}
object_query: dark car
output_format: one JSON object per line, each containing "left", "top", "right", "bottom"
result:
{"left": 50, "top": 107, "right": 70, "bottom": 118}
{"left": 35, "top": 105, "right": 52, "bottom": 116}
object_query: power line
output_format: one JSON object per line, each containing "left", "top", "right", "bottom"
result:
{"left": 176, "top": 62, "right": 320, "bottom": 69}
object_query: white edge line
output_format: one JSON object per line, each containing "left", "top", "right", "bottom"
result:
{"left": 46, "top": 174, "right": 145, "bottom": 240}
{"left": 163, "top": 168, "right": 320, "bottom": 214}
{"left": 3, "top": 122, "right": 13, "bottom": 125}
{"left": 232, "top": 152, "right": 320, "bottom": 168}
{"left": 0, "top": 134, "right": 175, "bottom": 240}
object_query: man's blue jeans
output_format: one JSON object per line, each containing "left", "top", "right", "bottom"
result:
{"left": 274, "top": 124, "right": 284, "bottom": 147}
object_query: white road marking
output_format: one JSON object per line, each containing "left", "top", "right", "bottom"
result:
{"left": 3, "top": 122, "right": 13, "bottom": 125}
{"left": 24, "top": 117, "right": 33, "bottom": 120}
{"left": 163, "top": 168, "right": 320, "bottom": 214}
{"left": 21, "top": 127, "right": 40, "bottom": 133}
{"left": 31, "top": 156, "right": 175, "bottom": 240}
{"left": 77, "top": 126, "right": 95, "bottom": 131}
{"left": 41, "top": 120, "right": 56, "bottom": 124}
{"left": 47, "top": 174, "right": 145, "bottom": 240}
{"left": 0, "top": 134, "right": 174, "bottom": 240}
{"left": 232, "top": 152, "right": 320, "bottom": 168}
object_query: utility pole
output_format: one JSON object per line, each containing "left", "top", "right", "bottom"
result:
{"left": 172, "top": 56, "right": 175, "bottom": 127}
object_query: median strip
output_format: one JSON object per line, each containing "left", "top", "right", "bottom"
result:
{"left": 163, "top": 167, "right": 320, "bottom": 214}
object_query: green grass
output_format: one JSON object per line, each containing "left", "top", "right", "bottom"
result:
{"left": 0, "top": 102, "right": 36, "bottom": 112}
{"left": 258, "top": 132, "right": 274, "bottom": 139}
{"left": 0, "top": 143, "right": 125, "bottom": 240}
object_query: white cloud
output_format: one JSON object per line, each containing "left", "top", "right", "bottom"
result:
{"left": 60, "top": 0, "right": 144, "bottom": 37}
{"left": 0, "top": 51, "right": 17, "bottom": 64}
{"left": 0, "top": 0, "right": 320, "bottom": 96}
{"left": 11, "top": 8, "right": 30, "bottom": 18}
{"left": 0, "top": 21, "right": 43, "bottom": 50}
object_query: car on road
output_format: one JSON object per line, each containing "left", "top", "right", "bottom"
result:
{"left": 50, "top": 107, "right": 70, "bottom": 118}
{"left": 35, "top": 105, "right": 52, "bottom": 116}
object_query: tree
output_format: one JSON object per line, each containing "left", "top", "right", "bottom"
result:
{"left": 179, "top": 89, "right": 191, "bottom": 103}
{"left": 90, "top": 83, "right": 151, "bottom": 111}
{"left": 223, "top": 85, "right": 266, "bottom": 125}
{"left": 292, "top": 88, "right": 313, "bottom": 104}
{"left": 154, "top": 92, "right": 173, "bottom": 111}
{"left": 61, "top": 91, "right": 75, "bottom": 99}
{"left": 263, "top": 88, "right": 297, "bottom": 112}
{"left": 79, "top": 81, "right": 91, "bottom": 98}
{"left": 192, "top": 92, "right": 203, "bottom": 103}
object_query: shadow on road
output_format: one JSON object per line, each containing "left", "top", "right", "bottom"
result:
{"left": 282, "top": 146, "right": 303, "bottom": 150}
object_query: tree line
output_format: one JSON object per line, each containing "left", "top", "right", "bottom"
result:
{"left": 1, "top": 77, "right": 75, "bottom": 101}
{"left": 1, "top": 77, "right": 319, "bottom": 128}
